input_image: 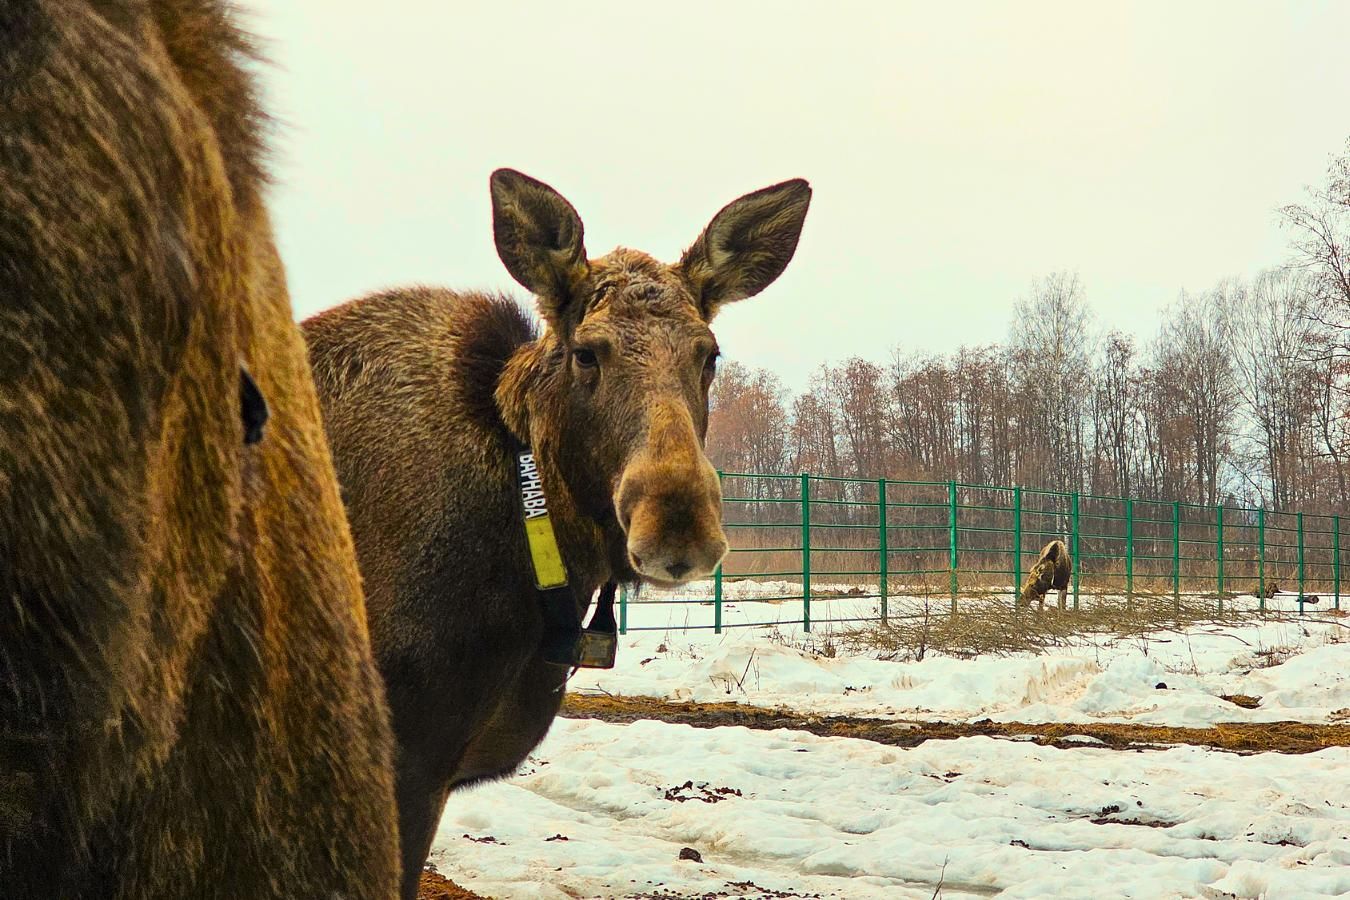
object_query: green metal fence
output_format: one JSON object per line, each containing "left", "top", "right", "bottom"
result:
{"left": 617, "top": 472, "right": 1346, "bottom": 633}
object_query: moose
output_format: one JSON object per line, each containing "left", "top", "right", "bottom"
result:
{"left": 1255, "top": 583, "right": 1319, "bottom": 605}
{"left": 1017, "top": 539, "right": 1074, "bottom": 609}
{"left": 1, "top": 3, "right": 398, "bottom": 896}
{"left": 304, "top": 168, "right": 811, "bottom": 897}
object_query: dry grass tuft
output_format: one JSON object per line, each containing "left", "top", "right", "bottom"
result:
{"left": 831, "top": 596, "right": 1264, "bottom": 661}
{"left": 1220, "top": 695, "right": 1262, "bottom": 709}
{"left": 417, "top": 869, "right": 485, "bottom": 900}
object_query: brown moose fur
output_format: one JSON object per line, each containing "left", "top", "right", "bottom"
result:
{"left": 0, "top": 3, "right": 397, "bottom": 897}
{"left": 304, "top": 169, "right": 811, "bottom": 898}
{"left": 1018, "top": 539, "right": 1073, "bottom": 609}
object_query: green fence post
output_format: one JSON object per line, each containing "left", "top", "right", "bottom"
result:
{"left": 878, "top": 478, "right": 888, "bottom": 624}
{"left": 948, "top": 480, "right": 958, "bottom": 614}
{"left": 713, "top": 562, "right": 723, "bottom": 633}
{"left": 1012, "top": 485, "right": 1023, "bottom": 599}
{"left": 619, "top": 582, "right": 628, "bottom": 635}
{"left": 1216, "top": 504, "right": 1225, "bottom": 613}
{"left": 1172, "top": 500, "right": 1181, "bottom": 609}
{"left": 1070, "top": 491, "right": 1080, "bottom": 610}
{"left": 1335, "top": 514, "right": 1341, "bottom": 611}
{"left": 1297, "top": 512, "right": 1305, "bottom": 614}
{"left": 801, "top": 473, "right": 811, "bottom": 633}
{"left": 1258, "top": 508, "right": 1266, "bottom": 612}
{"left": 1125, "top": 498, "right": 1134, "bottom": 602}
{"left": 714, "top": 470, "right": 723, "bottom": 633}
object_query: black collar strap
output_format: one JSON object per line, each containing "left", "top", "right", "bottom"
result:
{"left": 514, "top": 448, "right": 617, "bottom": 669}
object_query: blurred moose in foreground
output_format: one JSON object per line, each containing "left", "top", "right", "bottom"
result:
{"left": 0, "top": 3, "right": 398, "bottom": 896}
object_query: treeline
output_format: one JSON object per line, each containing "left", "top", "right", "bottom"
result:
{"left": 707, "top": 140, "right": 1350, "bottom": 514}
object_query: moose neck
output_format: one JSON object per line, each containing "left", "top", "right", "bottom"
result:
{"left": 497, "top": 338, "right": 628, "bottom": 597}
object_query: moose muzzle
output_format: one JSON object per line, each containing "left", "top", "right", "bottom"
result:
{"left": 615, "top": 407, "right": 728, "bottom": 585}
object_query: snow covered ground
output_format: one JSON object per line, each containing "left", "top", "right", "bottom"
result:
{"left": 431, "top": 721, "right": 1350, "bottom": 899}
{"left": 586, "top": 588, "right": 1350, "bottom": 729}
{"left": 427, "top": 586, "right": 1350, "bottom": 898}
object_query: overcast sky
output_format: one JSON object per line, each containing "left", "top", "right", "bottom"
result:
{"left": 244, "top": 1, "right": 1350, "bottom": 392}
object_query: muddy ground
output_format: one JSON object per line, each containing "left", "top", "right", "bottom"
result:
{"left": 561, "top": 693, "right": 1350, "bottom": 755}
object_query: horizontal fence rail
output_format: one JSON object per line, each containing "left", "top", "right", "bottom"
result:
{"left": 618, "top": 473, "right": 1346, "bottom": 633}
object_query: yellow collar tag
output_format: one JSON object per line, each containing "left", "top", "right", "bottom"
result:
{"left": 517, "top": 451, "right": 568, "bottom": 589}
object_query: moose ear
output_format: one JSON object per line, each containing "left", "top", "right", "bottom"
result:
{"left": 677, "top": 178, "right": 811, "bottom": 320}
{"left": 239, "top": 366, "right": 268, "bottom": 445}
{"left": 490, "top": 169, "right": 589, "bottom": 322}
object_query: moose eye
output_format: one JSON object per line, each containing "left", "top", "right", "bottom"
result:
{"left": 573, "top": 348, "right": 599, "bottom": 369}
{"left": 703, "top": 349, "right": 720, "bottom": 375}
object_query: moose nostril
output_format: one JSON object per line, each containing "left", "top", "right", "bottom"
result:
{"left": 665, "top": 561, "right": 692, "bottom": 580}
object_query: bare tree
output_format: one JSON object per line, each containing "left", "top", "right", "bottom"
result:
{"left": 1137, "top": 354, "right": 1188, "bottom": 501}
{"left": 1304, "top": 325, "right": 1350, "bottom": 505}
{"left": 1008, "top": 272, "right": 1093, "bottom": 490}
{"left": 1282, "top": 139, "right": 1350, "bottom": 507}
{"left": 1220, "top": 272, "right": 1318, "bottom": 507}
{"left": 953, "top": 346, "right": 1014, "bottom": 486}
{"left": 788, "top": 385, "right": 841, "bottom": 478}
{"left": 1154, "top": 290, "right": 1235, "bottom": 504}
{"left": 820, "top": 358, "right": 891, "bottom": 478}
{"left": 888, "top": 351, "right": 957, "bottom": 480}
{"left": 1090, "top": 331, "right": 1140, "bottom": 498}
{"left": 706, "top": 360, "right": 791, "bottom": 480}
{"left": 1282, "top": 138, "right": 1350, "bottom": 324}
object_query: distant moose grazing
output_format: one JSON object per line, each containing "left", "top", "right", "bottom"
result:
{"left": 1018, "top": 539, "right": 1073, "bottom": 609}
{"left": 304, "top": 168, "right": 811, "bottom": 897}
{"left": 0, "top": 3, "right": 398, "bottom": 896}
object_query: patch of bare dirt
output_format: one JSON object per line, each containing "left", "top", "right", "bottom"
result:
{"left": 625, "top": 883, "right": 830, "bottom": 899}
{"left": 1091, "top": 817, "right": 1175, "bottom": 827}
{"left": 663, "top": 780, "right": 743, "bottom": 803}
{"left": 562, "top": 694, "right": 1350, "bottom": 755}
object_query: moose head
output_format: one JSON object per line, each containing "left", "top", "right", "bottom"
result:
{"left": 490, "top": 169, "right": 810, "bottom": 586}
